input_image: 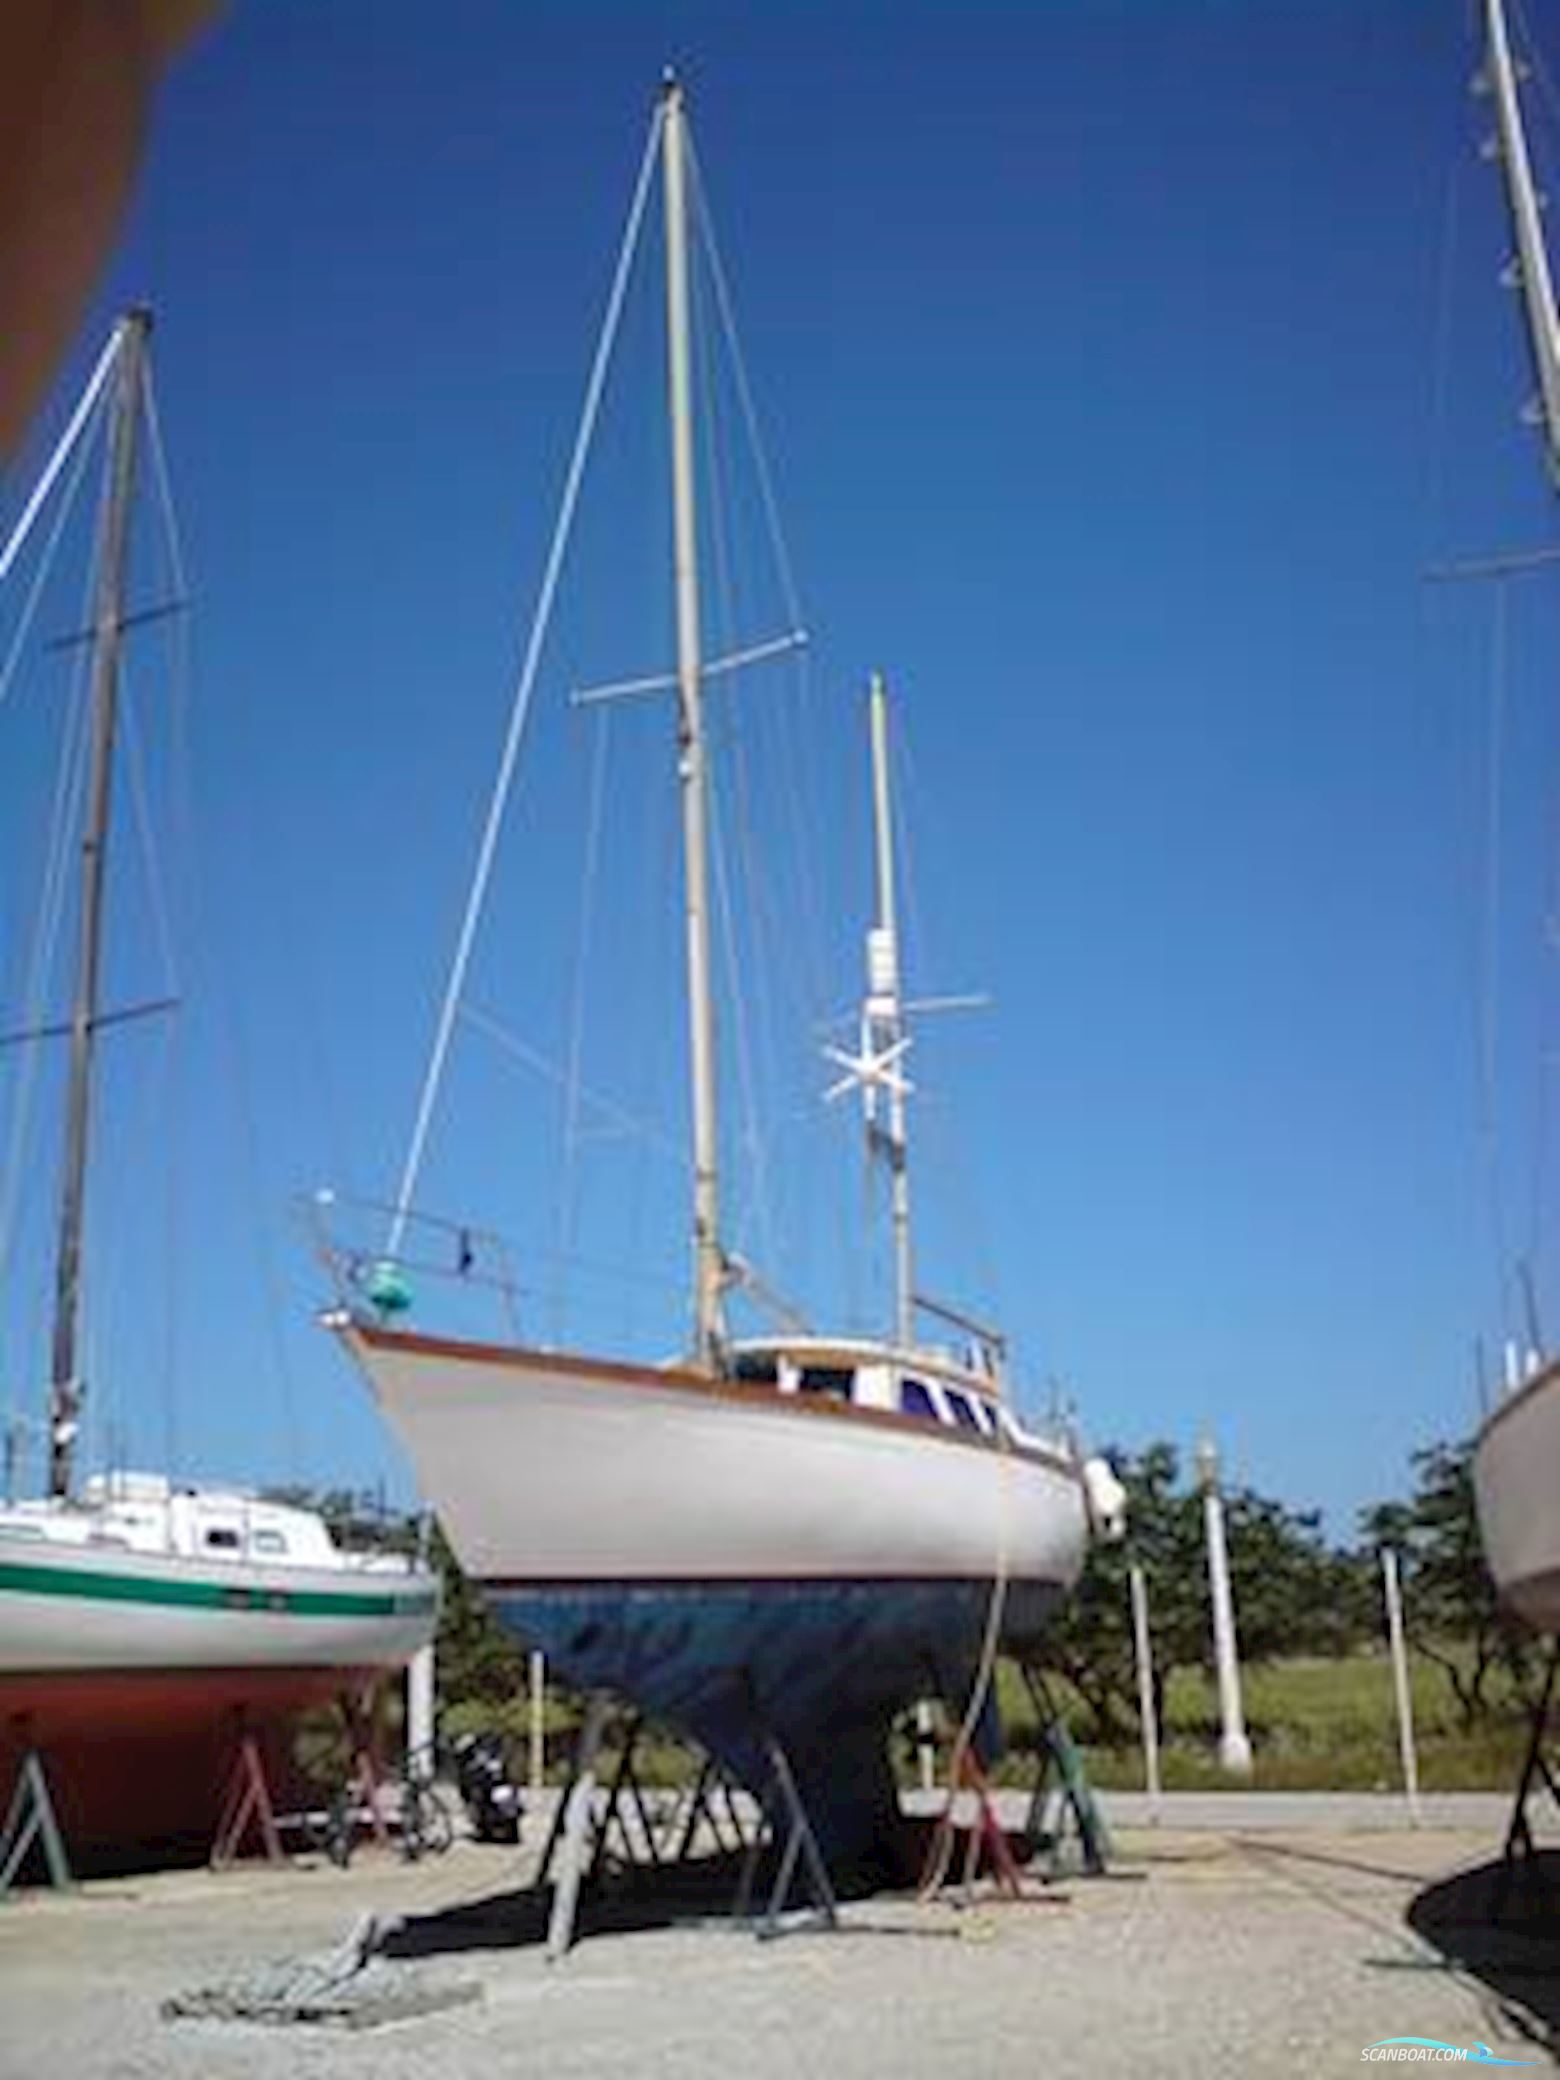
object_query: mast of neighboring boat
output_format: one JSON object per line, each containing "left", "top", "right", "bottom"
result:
{"left": 47, "top": 308, "right": 148, "bottom": 1499}
{"left": 1483, "top": 0, "right": 1560, "bottom": 484}
{"left": 867, "top": 674, "right": 915, "bottom": 1348}
{"left": 661, "top": 73, "right": 725, "bottom": 1368}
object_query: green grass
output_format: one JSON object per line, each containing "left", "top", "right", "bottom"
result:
{"left": 984, "top": 1651, "right": 1532, "bottom": 1793}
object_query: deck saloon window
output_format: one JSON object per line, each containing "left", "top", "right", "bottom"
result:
{"left": 797, "top": 1366, "right": 855, "bottom": 1402}
{"left": 899, "top": 1377, "right": 937, "bottom": 1421}
{"left": 942, "top": 1389, "right": 984, "bottom": 1434}
{"left": 203, "top": 1526, "right": 241, "bottom": 1551}
{"left": 252, "top": 1528, "right": 288, "bottom": 1556}
{"left": 731, "top": 1352, "right": 780, "bottom": 1388}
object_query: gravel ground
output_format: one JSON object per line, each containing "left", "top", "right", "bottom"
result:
{"left": 0, "top": 1809, "right": 1553, "bottom": 2078}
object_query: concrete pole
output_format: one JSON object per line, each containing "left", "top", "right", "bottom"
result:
{"left": 529, "top": 1648, "right": 546, "bottom": 1799}
{"left": 1196, "top": 1434, "right": 1253, "bottom": 1776}
{"left": 1381, "top": 1547, "right": 1422, "bottom": 1826}
{"left": 1129, "top": 1564, "right": 1162, "bottom": 1819}
{"left": 406, "top": 1642, "right": 435, "bottom": 1780}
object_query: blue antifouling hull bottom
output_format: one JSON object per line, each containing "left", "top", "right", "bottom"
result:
{"left": 484, "top": 1576, "right": 1064, "bottom": 1883}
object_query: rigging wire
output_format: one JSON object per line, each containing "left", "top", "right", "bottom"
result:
{"left": 117, "top": 665, "right": 180, "bottom": 997}
{"left": 1479, "top": 580, "right": 1514, "bottom": 1340}
{"left": 1512, "top": 0, "right": 1560, "bottom": 143}
{"left": 389, "top": 99, "right": 666, "bottom": 1256}
{"left": 687, "top": 195, "right": 779, "bottom": 1283}
{"left": 687, "top": 137, "right": 833, "bottom": 1026}
{"left": 687, "top": 139, "right": 856, "bottom": 1318}
{"left": 551, "top": 709, "right": 613, "bottom": 1343}
{"left": 0, "top": 324, "right": 120, "bottom": 591}
{"left": 1422, "top": 147, "right": 1464, "bottom": 572}
{"left": 0, "top": 425, "right": 107, "bottom": 1323}
{"left": 461, "top": 1001, "right": 688, "bottom": 1170}
{"left": 707, "top": 745, "right": 776, "bottom": 1281}
{"left": 0, "top": 390, "right": 102, "bottom": 714}
{"left": 1525, "top": 747, "right": 1560, "bottom": 1312}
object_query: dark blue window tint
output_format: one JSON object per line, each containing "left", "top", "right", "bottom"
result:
{"left": 900, "top": 1377, "right": 937, "bottom": 1420}
{"left": 943, "top": 1390, "right": 983, "bottom": 1433}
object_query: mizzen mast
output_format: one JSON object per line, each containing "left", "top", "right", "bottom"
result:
{"left": 1483, "top": 0, "right": 1560, "bottom": 485}
{"left": 661, "top": 73, "right": 726, "bottom": 1368}
{"left": 868, "top": 674, "right": 915, "bottom": 1349}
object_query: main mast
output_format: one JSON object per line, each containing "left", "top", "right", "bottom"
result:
{"left": 48, "top": 309, "right": 148, "bottom": 1498}
{"left": 1484, "top": 0, "right": 1560, "bottom": 483}
{"left": 661, "top": 75, "right": 725, "bottom": 1366}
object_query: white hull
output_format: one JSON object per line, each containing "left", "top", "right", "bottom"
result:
{"left": 0, "top": 1535, "right": 436, "bottom": 1677}
{"left": 341, "top": 1322, "right": 1089, "bottom": 1595}
{"left": 1475, "top": 1361, "right": 1560, "bottom": 1635}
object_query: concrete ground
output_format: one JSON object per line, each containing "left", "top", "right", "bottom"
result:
{"left": 0, "top": 1798, "right": 1554, "bottom": 2078}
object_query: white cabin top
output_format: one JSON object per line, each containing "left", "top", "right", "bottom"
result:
{"left": 0, "top": 1472, "right": 421, "bottom": 1575}
{"left": 726, "top": 1335, "right": 1066, "bottom": 1455}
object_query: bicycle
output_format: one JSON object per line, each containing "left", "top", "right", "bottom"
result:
{"left": 397, "top": 1744, "right": 455, "bottom": 1861}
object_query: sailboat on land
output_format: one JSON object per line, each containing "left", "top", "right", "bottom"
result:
{"left": 0, "top": 312, "right": 437, "bottom": 1865}
{"left": 1468, "top": 0, "right": 1560, "bottom": 1639}
{"left": 327, "top": 77, "right": 1119, "bottom": 1875}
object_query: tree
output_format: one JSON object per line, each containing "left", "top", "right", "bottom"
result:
{"left": 425, "top": 1519, "right": 528, "bottom": 1710}
{"left": 1048, "top": 1441, "right": 1373, "bottom": 1745}
{"left": 1359, "top": 1438, "right": 1537, "bottom": 1729}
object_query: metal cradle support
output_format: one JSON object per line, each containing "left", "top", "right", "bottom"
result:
{"left": 0, "top": 1746, "right": 74, "bottom": 1896}
{"left": 730, "top": 1730, "right": 840, "bottom": 1940}
{"left": 669, "top": 1752, "right": 752, "bottom": 1863}
{"left": 1497, "top": 1638, "right": 1560, "bottom": 1910}
{"left": 544, "top": 1692, "right": 612, "bottom": 1962}
{"left": 1019, "top": 1663, "right": 1111, "bottom": 1880}
{"left": 539, "top": 1690, "right": 837, "bottom": 1958}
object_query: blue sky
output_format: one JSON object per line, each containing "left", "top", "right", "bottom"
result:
{"left": 3, "top": 0, "right": 1560, "bottom": 1533}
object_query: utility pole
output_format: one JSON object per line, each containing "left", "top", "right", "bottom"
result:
{"left": 1196, "top": 1433, "right": 1252, "bottom": 1776}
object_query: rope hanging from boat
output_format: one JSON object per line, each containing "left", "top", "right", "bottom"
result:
{"left": 936, "top": 1399, "right": 1017, "bottom": 1817}
{"left": 387, "top": 100, "right": 667, "bottom": 1258}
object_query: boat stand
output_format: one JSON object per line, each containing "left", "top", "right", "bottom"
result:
{"left": 338, "top": 1688, "right": 392, "bottom": 1851}
{"left": 540, "top": 1693, "right": 837, "bottom": 1957}
{"left": 210, "top": 1729, "right": 284, "bottom": 1870}
{"left": 1496, "top": 1638, "right": 1560, "bottom": 1911}
{"left": 1018, "top": 1663, "right": 1111, "bottom": 1879}
{"left": 668, "top": 1752, "right": 753, "bottom": 1862}
{"left": 543, "top": 1692, "right": 612, "bottom": 1962}
{"left": 916, "top": 1734, "right": 1034, "bottom": 1906}
{"left": 728, "top": 1731, "right": 840, "bottom": 1940}
{"left": 0, "top": 1744, "right": 74, "bottom": 1896}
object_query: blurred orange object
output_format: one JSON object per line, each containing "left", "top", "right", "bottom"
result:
{"left": 0, "top": 0, "right": 216, "bottom": 459}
